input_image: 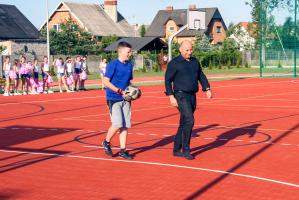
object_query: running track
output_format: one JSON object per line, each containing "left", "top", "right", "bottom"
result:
{"left": 1, "top": 78, "right": 299, "bottom": 199}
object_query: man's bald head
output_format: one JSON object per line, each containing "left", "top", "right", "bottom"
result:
{"left": 179, "top": 40, "right": 193, "bottom": 60}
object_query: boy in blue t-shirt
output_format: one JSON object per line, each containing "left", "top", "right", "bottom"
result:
{"left": 102, "top": 42, "right": 133, "bottom": 160}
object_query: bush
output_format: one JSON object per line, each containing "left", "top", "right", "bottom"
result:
{"left": 50, "top": 65, "right": 56, "bottom": 76}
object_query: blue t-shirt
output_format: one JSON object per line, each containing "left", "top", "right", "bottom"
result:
{"left": 105, "top": 59, "right": 133, "bottom": 101}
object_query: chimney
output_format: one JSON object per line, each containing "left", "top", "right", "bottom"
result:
{"left": 165, "top": 6, "right": 173, "bottom": 12}
{"left": 189, "top": 4, "right": 197, "bottom": 11}
{"left": 104, "top": 0, "right": 118, "bottom": 22}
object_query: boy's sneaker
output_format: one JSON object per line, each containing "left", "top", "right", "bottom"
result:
{"left": 119, "top": 149, "right": 133, "bottom": 160}
{"left": 3, "top": 93, "right": 9, "bottom": 96}
{"left": 48, "top": 90, "right": 54, "bottom": 93}
{"left": 102, "top": 140, "right": 113, "bottom": 157}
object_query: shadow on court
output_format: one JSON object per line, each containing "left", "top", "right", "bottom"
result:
{"left": 191, "top": 124, "right": 261, "bottom": 156}
{"left": 185, "top": 123, "right": 299, "bottom": 200}
{"left": 130, "top": 124, "right": 219, "bottom": 157}
{"left": 0, "top": 125, "right": 77, "bottom": 173}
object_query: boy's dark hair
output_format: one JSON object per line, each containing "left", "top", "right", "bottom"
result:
{"left": 117, "top": 41, "right": 132, "bottom": 49}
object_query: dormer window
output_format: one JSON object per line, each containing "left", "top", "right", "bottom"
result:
{"left": 216, "top": 26, "right": 222, "bottom": 33}
{"left": 169, "top": 26, "right": 175, "bottom": 32}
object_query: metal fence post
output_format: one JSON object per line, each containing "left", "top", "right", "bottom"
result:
{"left": 294, "top": 0, "right": 298, "bottom": 77}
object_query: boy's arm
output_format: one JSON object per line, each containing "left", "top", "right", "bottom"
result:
{"left": 103, "top": 77, "right": 124, "bottom": 95}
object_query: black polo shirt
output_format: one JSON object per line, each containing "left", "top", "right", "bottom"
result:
{"left": 165, "top": 55, "right": 210, "bottom": 96}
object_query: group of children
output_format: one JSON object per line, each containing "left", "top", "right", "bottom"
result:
{"left": 2, "top": 55, "right": 88, "bottom": 96}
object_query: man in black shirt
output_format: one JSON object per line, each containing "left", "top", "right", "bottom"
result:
{"left": 165, "top": 40, "right": 212, "bottom": 160}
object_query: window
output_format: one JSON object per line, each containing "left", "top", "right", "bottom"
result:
{"left": 216, "top": 26, "right": 222, "bottom": 33}
{"left": 53, "top": 24, "right": 61, "bottom": 32}
{"left": 169, "top": 26, "right": 175, "bottom": 32}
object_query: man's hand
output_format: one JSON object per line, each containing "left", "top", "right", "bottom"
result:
{"left": 169, "top": 95, "right": 178, "bottom": 107}
{"left": 206, "top": 90, "right": 213, "bottom": 99}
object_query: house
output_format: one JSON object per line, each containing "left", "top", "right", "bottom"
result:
{"left": 229, "top": 22, "right": 256, "bottom": 51}
{"left": 105, "top": 37, "right": 167, "bottom": 52}
{"left": 145, "top": 5, "right": 227, "bottom": 44}
{"left": 40, "top": 0, "right": 136, "bottom": 37}
{"left": 0, "top": 4, "right": 46, "bottom": 56}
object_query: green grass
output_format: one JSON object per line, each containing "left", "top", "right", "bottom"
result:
{"left": 50, "top": 67, "right": 298, "bottom": 82}
{"left": 202, "top": 67, "right": 259, "bottom": 74}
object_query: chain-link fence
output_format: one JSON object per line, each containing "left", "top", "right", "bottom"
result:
{"left": 260, "top": 0, "right": 298, "bottom": 77}
{"left": 1, "top": 53, "right": 160, "bottom": 76}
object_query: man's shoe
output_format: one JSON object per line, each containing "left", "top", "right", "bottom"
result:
{"left": 102, "top": 140, "right": 113, "bottom": 157}
{"left": 183, "top": 152, "right": 194, "bottom": 160}
{"left": 173, "top": 151, "right": 184, "bottom": 157}
{"left": 119, "top": 150, "right": 133, "bottom": 160}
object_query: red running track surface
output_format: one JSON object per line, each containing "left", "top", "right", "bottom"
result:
{"left": 1, "top": 78, "right": 299, "bottom": 200}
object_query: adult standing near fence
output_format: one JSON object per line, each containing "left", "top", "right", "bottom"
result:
{"left": 165, "top": 40, "right": 213, "bottom": 160}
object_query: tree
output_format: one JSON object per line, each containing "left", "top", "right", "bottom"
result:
{"left": 245, "top": 0, "right": 294, "bottom": 46}
{"left": 226, "top": 22, "right": 236, "bottom": 37}
{"left": 193, "top": 34, "right": 212, "bottom": 52}
{"left": 40, "top": 19, "right": 117, "bottom": 55}
{"left": 229, "top": 25, "right": 256, "bottom": 51}
{"left": 100, "top": 35, "right": 118, "bottom": 49}
{"left": 0, "top": 45, "right": 6, "bottom": 54}
{"left": 139, "top": 24, "right": 146, "bottom": 37}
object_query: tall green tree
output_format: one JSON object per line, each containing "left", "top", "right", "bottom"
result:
{"left": 139, "top": 24, "right": 146, "bottom": 37}
{"left": 245, "top": 0, "right": 294, "bottom": 47}
{"left": 193, "top": 34, "right": 212, "bottom": 52}
{"left": 0, "top": 45, "right": 6, "bottom": 54}
{"left": 40, "top": 19, "right": 117, "bottom": 55}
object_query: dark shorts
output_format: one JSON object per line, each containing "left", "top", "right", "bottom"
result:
{"left": 21, "top": 74, "right": 28, "bottom": 79}
{"left": 34, "top": 72, "right": 39, "bottom": 79}
{"left": 75, "top": 68, "right": 81, "bottom": 74}
{"left": 67, "top": 72, "right": 73, "bottom": 77}
{"left": 42, "top": 72, "right": 49, "bottom": 79}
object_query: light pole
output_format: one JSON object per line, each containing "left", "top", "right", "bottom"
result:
{"left": 46, "top": 0, "right": 50, "bottom": 59}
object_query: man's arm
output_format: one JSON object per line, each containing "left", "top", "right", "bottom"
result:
{"left": 198, "top": 62, "right": 212, "bottom": 99}
{"left": 165, "top": 62, "right": 178, "bottom": 107}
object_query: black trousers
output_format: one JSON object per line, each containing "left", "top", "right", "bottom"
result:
{"left": 174, "top": 91, "right": 197, "bottom": 153}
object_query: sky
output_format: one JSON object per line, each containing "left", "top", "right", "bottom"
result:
{"left": 0, "top": 0, "right": 255, "bottom": 29}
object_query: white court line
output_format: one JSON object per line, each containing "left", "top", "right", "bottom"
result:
{"left": 143, "top": 91, "right": 299, "bottom": 109}
{"left": 143, "top": 96, "right": 299, "bottom": 102}
{"left": 1, "top": 148, "right": 299, "bottom": 188}
{"left": 83, "top": 145, "right": 133, "bottom": 150}
{"left": 60, "top": 118, "right": 299, "bottom": 134}
{"left": 211, "top": 80, "right": 292, "bottom": 89}
{"left": 0, "top": 95, "right": 104, "bottom": 106}
{"left": 281, "top": 144, "right": 292, "bottom": 146}
{"left": 55, "top": 105, "right": 173, "bottom": 120}
{"left": 200, "top": 103, "right": 299, "bottom": 109}
{"left": 0, "top": 80, "right": 294, "bottom": 106}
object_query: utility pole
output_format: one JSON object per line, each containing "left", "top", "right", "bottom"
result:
{"left": 46, "top": 0, "right": 50, "bottom": 59}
